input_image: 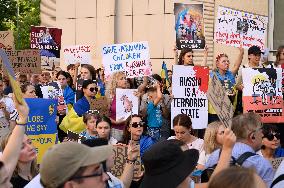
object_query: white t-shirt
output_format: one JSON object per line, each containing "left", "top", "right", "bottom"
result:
{"left": 168, "top": 136, "right": 206, "bottom": 165}
{"left": 272, "top": 161, "right": 284, "bottom": 188}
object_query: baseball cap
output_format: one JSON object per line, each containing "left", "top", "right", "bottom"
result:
{"left": 248, "top": 45, "right": 263, "bottom": 55}
{"left": 40, "top": 142, "right": 113, "bottom": 188}
{"left": 140, "top": 139, "right": 199, "bottom": 188}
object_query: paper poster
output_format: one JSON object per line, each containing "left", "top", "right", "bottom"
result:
{"left": 0, "top": 49, "right": 24, "bottom": 104}
{"left": 1, "top": 50, "right": 41, "bottom": 75}
{"left": 215, "top": 6, "right": 268, "bottom": 50}
{"left": 242, "top": 68, "right": 283, "bottom": 123}
{"left": 63, "top": 45, "right": 91, "bottom": 64}
{"left": 0, "top": 31, "right": 14, "bottom": 51}
{"left": 116, "top": 89, "right": 139, "bottom": 121}
{"left": 25, "top": 98, "right": 58, "bottom": 164}
{"left": 102, "top": 41, "right": 152, "bottom": 79}
{"left": 207, "top": 73, "right": 235, "bottom": 128}
{"left": 174, "top": 2, "right": 205, "bottom": 50}
{"left": 171, "top": 65, "right": 208, "bottom": 129}
{"left": 30, "top": 26, "right": 62, "bottom": 71}
{"left": 110, "top": 145, "right": 143, "bottom": 179}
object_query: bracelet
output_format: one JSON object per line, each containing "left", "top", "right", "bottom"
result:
{"left": 126, "top": 159, "right": 136, "bottom": 164}
{"left": 16, "top": 121, "right": 27, "bottom": 126}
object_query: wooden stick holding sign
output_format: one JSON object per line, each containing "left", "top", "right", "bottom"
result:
{"left": 207, "top": 72, "right": 235, "bottom": 128}
{"left": 0, "top": 49, "right": 24, "bottom": 104}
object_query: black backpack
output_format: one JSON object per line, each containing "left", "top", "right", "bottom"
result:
{"left": 201, "top": 151, "right": 256, "bottom": 183}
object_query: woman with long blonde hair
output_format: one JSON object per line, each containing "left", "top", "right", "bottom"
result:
{"left": 203, "top": 121, "right": 225, "bottom": 162}
{"left": 105, "top": 71, "right": 128, "bottom": 141}
{"left": 1, "top": 133, "right": 38, "bottom": 188}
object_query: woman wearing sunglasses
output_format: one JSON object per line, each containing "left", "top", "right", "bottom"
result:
{"left": 257, "top": 124, "right": 284, "bottom": 160}
{"left": 121, "top": 114, "right": 155, "bottom": 188}
{"left": 60, "top": 79, "right": 98, "bottom": 134}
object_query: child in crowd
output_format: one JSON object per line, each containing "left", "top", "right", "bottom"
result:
{"left": 146, "top": 83, "right": 163, "bottom": 142}
{"left": 95, "top": 116, "right": 118, "bottom": 145}
{"left": 79, "top": 111, "right": 99, "bottom": 140}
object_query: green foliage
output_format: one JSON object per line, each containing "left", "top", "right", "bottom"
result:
{"left": 0, "top": 0, "right": 40, "bottom": 50}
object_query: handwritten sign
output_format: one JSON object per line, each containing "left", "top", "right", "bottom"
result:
{"left": 207, "top": 73, "right": 234, "bottom": 128}
{"left": 171, "top": 65, "right": 208, "bottom": 129}
{"left": 25, "top": 98, "right": 58, "bottom": 164}
{"left": 110, "top": 145, "right": 143, "bottom": 178}
{"left": 30, "top": 26, "right": 62, "bottom": 71}
{"left": 174, "top": 3, "right": 205, "bottom": 50}
{"left": 63, "top": 45, "right": 91, "bottom": 64}
{"left": 89, "top": 96, "right": 110, "bottom": 117}
{"left": 242, "top": 68, "right": 284, "bottom": 123}
{"left": 215, "top": 6, "right": 268, "bottom": 50}
{"left": 102, "top": 41, "right": 152, "bottom": 79}
{"left": 116, "top": 89, "right": 139, "bottom": 121}
{"left": 1, "top": 50, "right": 41, "bottom": 75}
{"left": 0, "top": 31, "right": 14, "bottom": 51}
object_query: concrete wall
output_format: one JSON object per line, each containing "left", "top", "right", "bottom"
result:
{"left": 41, "top": 0, "right": 268, "bottom": 72}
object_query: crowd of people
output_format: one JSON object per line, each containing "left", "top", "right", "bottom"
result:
{"left": 0, "top": 44, "right": 283, "bottom": 188}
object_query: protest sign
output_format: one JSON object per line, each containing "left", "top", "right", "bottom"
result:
{"left": 25, "top": 98, "right": 57, "bottom": 164}
{"left": 207, "top": 73, "right": 235, "bottom": 128}
{"left": 0, "top": 49, "right": 24, "bottom": 104}
{"left": 174, "top": 3, "right": 205, "bottom": 50}
{"left": 102, "top": 41, "right": 152, "bottom": 79}
{"left": 110, "top": 145, "right": 143, "bottom": 179}
{"left": 242, "top": 68, "right": 284, "bottom": 123}
{"left": 89, "top": 96, "right": 110, "bottom": 117}
{"left": 215, "top": 6, "right": 268, "bottom": 50}
{"left": 63, "top": 45, "right": 91, "bottom": 64}
{"left": 1, "top": 50, "right": 41, "bottom": 75}
{"left": 116, "top": 89, "right": 139, "bottom": 121}
{"left": 171, "top": 65, "right": 208, "bottom": 129}
{"left": 30, "top": 26, "right": 62, "bottom": 71}
{"left": 0, "top": 31, "right": 14, "bottom": 51}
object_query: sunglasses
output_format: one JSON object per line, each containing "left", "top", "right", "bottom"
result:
{"left": 263, "top": 132, "right": 280, "bottom": 141}
{"left": 89, "top": 87, "right": 98, "bottom": 92}
{"left": 131, "top": 121, "right": 144, "bottom": 128}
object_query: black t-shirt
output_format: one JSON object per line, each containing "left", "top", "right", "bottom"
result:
{"left": 11, "top": 175, "right": 30, "bottom": 188}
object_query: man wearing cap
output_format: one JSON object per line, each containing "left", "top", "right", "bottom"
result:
{"left": 40, "top": 142, "right": 113, "bottom": 188}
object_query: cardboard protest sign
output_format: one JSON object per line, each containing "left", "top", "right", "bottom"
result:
{"left": 0, "top": 49, "right": 24, "bottom": 104}
{"left": 63, "top": 45, "right": 91, "bottom": 64}
{"left": 1, "top": 50, "right": 41, "bottom": 75}
{"left": 116, "top": 89, "right": 139, "bottom": 121}
{"left": 242, "top": 68, "right": 284, "bottom": 123}
{"left": 110, "top": 145, "right": 143, "bottom": 178}
{"left": 174, "top": 2, "right": 205, "bottom": 50}
{"left": 0, "top": 31, "right": 14, "bottom": 51}
{"left": 207, "top": 73, "right": 235, "bottom": 128}
{"left": 30, "top": 26, "right": 62, "bottom": 71}
{"left": 89, "top": 96, "right": 110, "bottom": 117}
{"left": 102, "top": 41, "right": 152, "bottom": 79}
{"left": 215, "top": 6, "right": 268, "bottom": 50}
{"left": 25, "top": 98, "right": 57, "bottom": 164}
{"left": 171, "top": 65, "right": 208, "bottom": 129}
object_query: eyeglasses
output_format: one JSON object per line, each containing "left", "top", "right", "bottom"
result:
{"left": 263, "top": 132, "right": 280, "bottom": 141}
{"left": 70, "top": 163, "right": 105, "bottom": 181}
{"left": 89, "top": 87, "right": 98, "bottom": 92}
{"left": 131, "top": 121, "right": 144, "bottom": 128}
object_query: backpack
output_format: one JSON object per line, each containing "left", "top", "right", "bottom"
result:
{"left": 201, "top": 151, "right": 256, "bottom": 183}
